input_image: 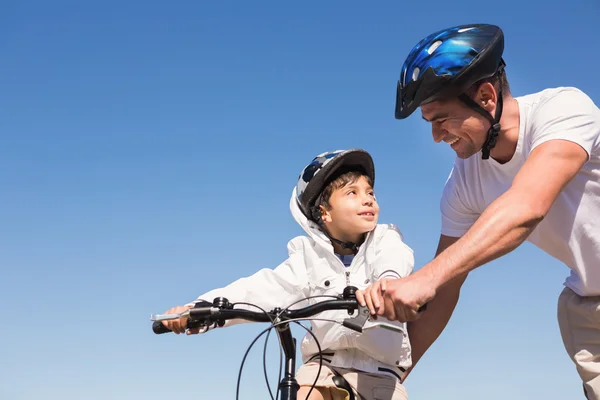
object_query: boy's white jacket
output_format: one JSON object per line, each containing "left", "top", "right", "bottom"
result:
{"left": 188, "top": 188, "right": 415, "bottom": 373}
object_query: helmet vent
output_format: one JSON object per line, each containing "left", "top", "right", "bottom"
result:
{"left": 412, "top": 67, "right": 420, "bottom": 81}
{"left": 428, "top": 40, "right": 442, "bottom": 54}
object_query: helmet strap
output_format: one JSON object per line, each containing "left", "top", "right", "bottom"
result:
{"left": 458, "top": 65, "right": 505, "bottom": 160}
{"left": 460, "top": 92, "right": 503, "bottom": 160}
{"left": 328, "top": 235, "right": 360, "bottom": 253}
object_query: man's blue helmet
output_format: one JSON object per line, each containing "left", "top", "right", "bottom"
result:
{"left": 395, "top": 23, "right": 505, "bottom": 120}
{"left": 394, "top": 23, "right": 506, "bottom": 160}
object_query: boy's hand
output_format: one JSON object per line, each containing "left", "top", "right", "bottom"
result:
{"left": 378, "top": 274, "right": 436, "bottom": 322}
{"left": 161, "top": 305, "right": 204, "bottom": 335}
{"left": 356, "top": 278, "right": 389, "bottom": 317}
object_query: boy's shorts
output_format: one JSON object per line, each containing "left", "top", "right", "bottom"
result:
{"left": 296, "top": 362, "right": 408, "bottom": 400}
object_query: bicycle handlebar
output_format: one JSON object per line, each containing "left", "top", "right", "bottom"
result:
{"left": 150, "top": 285, "right": 417, "bottom": 400}
{"left": 150, "top": 286, "right": 403, "bottom": 335}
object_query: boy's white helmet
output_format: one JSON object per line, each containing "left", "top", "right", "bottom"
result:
{"left": 295, "top": 149, "right": 375, "bottom": 222}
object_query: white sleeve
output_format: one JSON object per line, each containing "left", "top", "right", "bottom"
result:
{"left": 529, "top": 88, "right": 600, "bottom": 159}
{"left": 186, "top": 238, "right": 310, "bottom": 327}
{"left": 440, "top": 166, "right": 479, "bottom": 237}
{"left": 371, "top": 224, "right": 415, "bottom": 279}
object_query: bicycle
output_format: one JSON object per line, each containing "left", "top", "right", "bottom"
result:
{"left": 150, "top": 285, "right": 405, "bottom": 400}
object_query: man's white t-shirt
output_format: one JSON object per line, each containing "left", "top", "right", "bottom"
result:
{"left": 441, "top": 87, "right": 600, "bottom": 296}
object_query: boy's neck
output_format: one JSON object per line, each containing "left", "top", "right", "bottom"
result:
{"left": 333, "top": 243, "right": 356, "bottom": 255}
{"left": 331, "top": 234, "right": 366, "bottom": 255}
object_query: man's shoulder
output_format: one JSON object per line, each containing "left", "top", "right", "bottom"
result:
{"left": 518, "top": 86, "right": 598, "bottom": 141}
{"left": 516, "top": 86, "right": 590, "bottom": 107}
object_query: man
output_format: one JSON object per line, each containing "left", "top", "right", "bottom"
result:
{"left": 356, "top": 23, "right": 600, "bottom": 398}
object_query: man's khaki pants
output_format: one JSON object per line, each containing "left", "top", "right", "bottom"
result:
{"left": 558, "top": 287, "right": 600, "bottom": 399}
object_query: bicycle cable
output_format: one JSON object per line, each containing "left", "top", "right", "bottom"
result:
{"left": 233, "top": 294, "right": 354, "bottom": 400}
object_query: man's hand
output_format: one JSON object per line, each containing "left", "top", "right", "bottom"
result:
{"left": 378, "top": 272, "right": 437, "bottom": 322}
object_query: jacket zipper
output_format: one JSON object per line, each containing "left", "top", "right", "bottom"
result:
{"left": 331, "top": 251, "right": 362, "bottom": 287}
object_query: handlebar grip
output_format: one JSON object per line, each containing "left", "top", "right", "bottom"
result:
{"left": 153, "top": 321, "right": 172, "bottom": 334}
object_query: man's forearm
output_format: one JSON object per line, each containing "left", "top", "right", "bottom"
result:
{"left": 402, "top": 274, "right": 465, "bottom": 381}
{"left": 425, "top": 191, "right": 543, "bottom": 289}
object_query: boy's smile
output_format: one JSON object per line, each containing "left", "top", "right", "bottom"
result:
{"left": 358, "top": 210, "right": 376, "bottom": 221}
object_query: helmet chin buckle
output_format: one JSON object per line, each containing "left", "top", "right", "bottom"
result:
{"left": 482, "top": 122, "right": 501, "bottom": 160}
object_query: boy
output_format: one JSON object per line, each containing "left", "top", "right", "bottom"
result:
{"left": 160, "top": 149, "right": 415, "bottom": 400}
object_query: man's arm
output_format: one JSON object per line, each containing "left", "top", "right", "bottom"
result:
{"left": 424, "top": 140, "right": 588, "bottom": 289}
{"left": 380, "top": 139, "right": 589, "bottom": 323}
{"left": 402, "top": 234, "right": 463, "bottom": 381}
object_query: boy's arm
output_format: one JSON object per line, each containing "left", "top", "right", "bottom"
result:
{"left": 190, "top": 239, "right": 310, "bottom": 313}
{"left": 402, "top": 234, "right": 462, "bottom": 381}
{"left": 163, "top": 239, "right": 310, "bottom": 333}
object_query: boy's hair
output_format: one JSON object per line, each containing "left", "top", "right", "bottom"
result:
{"left": 317, "top": 169, "right": 373, "bottom": 210}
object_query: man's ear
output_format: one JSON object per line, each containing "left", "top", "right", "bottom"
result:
{"left": 477, "top": 81, "right": 497, "bottom": 113}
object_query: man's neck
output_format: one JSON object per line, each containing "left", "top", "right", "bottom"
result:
{"left": 489, "top": 95, "right": 520, "bottom": 164}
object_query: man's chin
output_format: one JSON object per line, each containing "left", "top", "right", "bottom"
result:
{"left": 455, "top": 149, "right": 477, "bottom": 159}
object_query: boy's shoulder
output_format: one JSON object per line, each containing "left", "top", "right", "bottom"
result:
{"left": 369, "top": 223, "right": 414, "bottom": 254}
{"left": 373, "top": 223, "right": 404, "bottom": 240}
{"left": 285, "top": 224, "right": 409, "bottom": 255}
{"left": 286, "top": 234, "right": 325, "bottom": 255}
{"left": 286, "top": 235, "right": 309, "bottom": 251}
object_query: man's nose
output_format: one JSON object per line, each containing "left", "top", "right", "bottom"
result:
{"left": 432, "top": 125, "right": 447, "bottom": 143}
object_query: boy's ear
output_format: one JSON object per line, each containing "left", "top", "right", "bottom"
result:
{"left": 319, "top": 205, "right": 332, "bottom": 223}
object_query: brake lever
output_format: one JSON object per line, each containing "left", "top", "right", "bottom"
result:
{"left": 342, "top": 305, "right": 407, "bottom": 334}
{"left": 342, "top": 305, "right": 370, "bottom": 332}
{"left": 150, "top": 310, "right": 191, "bottom": 321}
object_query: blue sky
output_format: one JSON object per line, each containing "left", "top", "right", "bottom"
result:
{"left": 2, "top": 1, "right": 599, "bottom": 399}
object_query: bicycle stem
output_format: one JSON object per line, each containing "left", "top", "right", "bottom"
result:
{"left": 275, "top": 319, "right": 300, "bottom": 400}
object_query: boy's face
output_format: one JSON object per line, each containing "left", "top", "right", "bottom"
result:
{"left": 320, "top": 175, "right": 379, "bottom": 243}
